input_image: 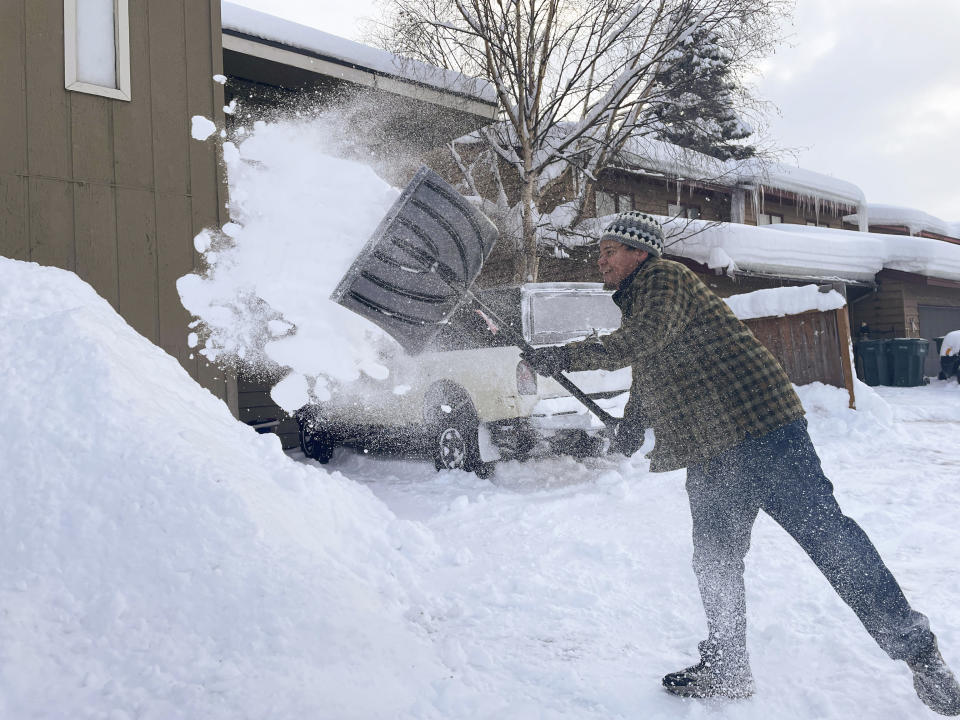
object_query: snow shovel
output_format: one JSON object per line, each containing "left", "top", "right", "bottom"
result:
{"left": 331, "top": 165, "right": 619, "bottom": 436}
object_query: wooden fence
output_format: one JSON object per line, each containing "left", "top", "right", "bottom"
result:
{"left": 743, "top": 307, "right": 856, "bottom": 408}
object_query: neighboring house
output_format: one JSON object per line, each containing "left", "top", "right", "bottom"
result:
{"left": 598, "top": 137, "right": 867, "bottom": 231}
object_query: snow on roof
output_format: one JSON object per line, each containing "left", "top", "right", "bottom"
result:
{"left": 661, "top": 217, "right": 960, "bottom": 283}
{"left": 620, "top": 137, "right": 865, "bottom": 209}
{"left": 739, "top": 160, "right": 865, "bottom": 209}
{"left": 220, "top": 2, "right": 496, "bottom": 105}
{"left": 843, "top": 203, "right": 960, "bottom": 239}
{"left": 724, "top": 284, "right": 846, "bottom": 320}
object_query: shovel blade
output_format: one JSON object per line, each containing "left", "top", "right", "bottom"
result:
{"left": 331, "top": 166, "right": 499, "bottom": 355}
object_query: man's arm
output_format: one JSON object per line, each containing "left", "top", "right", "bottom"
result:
{"left": 565, "top": 263, "right": 692, "bottom": 372}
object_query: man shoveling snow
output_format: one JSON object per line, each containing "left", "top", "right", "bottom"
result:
{"left": 522, "top": 211, "right": 960, "bottom": 716}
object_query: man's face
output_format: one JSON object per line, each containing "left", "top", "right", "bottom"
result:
{"left": 598, "top": 238, "right": 647, "bottom": 289}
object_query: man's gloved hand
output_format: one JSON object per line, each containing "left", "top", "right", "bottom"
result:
{"left": 521, "top": 346, "right": 571, "bottom": 376}
{"left": 612, "top": 419, "right": 645, "bottom": 457}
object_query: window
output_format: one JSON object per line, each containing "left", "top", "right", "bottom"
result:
{"left": 668, "top": 204, "right": 700, "bottom": 219}
{"left": 595, "top": 190, "right": 616, "bottom": 217}
{"left": 595, "top": 190, "right": 633, "bottom": 217}
{"left": 64, "top": 0, "right": 131, "bottom": 101}
{"left": 758, "top": 213, "right": 783, "bottom": 225}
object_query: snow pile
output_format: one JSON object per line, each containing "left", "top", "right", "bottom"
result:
{"left": 724, "top": 284, "right": 846, "bottom": 320}
{"left": 0, "top": 257, "right": 463, "bottom": 719}
{"left": 178, "top": 117, "right": 403, "bottom": 411}
{"left": 220, "top": 2, "right": 495, "bottom": 104}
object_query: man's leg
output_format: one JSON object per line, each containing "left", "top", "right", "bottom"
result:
{"left": 665, "top": 451, "right": 759, "bottom": 697}
{"left": 745, "top": 419, "right": 933, "bottom": 660}
{"left": 744, "top": 420, "right": 960, "bottom": 715}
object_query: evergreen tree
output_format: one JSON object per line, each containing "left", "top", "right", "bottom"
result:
{"left": 653, "top": 20, "right": 756, "bottom": 160}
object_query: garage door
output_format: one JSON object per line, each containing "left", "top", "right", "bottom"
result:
{"left": 918, "top": 305, "right": 960, "bottom": 376}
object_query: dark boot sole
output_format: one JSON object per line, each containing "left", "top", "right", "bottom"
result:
{"left": 663, "top": 682, "right": 754, "bottom": 700}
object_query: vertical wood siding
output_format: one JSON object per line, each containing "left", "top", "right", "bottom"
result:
{"left": 743, "top": 310, "right": 847, "bottom": 388}
{"left": 0, "top": 0, "right": 234, "bottom": 412}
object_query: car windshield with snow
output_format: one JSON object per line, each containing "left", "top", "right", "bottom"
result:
{"left": 297, "top": 282, "right": 630, "bottom": 475}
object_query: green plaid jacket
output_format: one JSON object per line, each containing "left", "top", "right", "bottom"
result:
{"left": 565, "top": 256, "right": 804, "bottom": 472}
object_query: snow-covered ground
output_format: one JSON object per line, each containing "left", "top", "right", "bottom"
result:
{"left": 323, "top": 380, "right": 960, "bottom": 720}
{"left": 3, "top": 255, "right": 959, "bottom": 719}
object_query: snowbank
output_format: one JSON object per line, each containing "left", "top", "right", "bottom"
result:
{"left": 220, "top": 2, "right": 495, "bottom": 104}
{"left": 0, "top": 257, "right": 459, "bottom": 719}
{"left": 178, "top": 118, "right": 402, "bottom": 411}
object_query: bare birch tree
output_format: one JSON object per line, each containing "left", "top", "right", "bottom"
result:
{"left": 372, "top": 0, "right": 788, "bottom": 282}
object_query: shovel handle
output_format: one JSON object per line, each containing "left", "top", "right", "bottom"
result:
{"left": 465, "top": 291, "right": 620, "bottom": 437}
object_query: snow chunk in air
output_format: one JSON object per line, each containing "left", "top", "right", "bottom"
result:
{"left": 178, "top": 117, "right": 402, "bottom": 401}
{"left": 191, "top": 115, "right": 217, "bottom": 140}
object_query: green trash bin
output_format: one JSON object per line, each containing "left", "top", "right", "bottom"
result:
{"left": 887, "top": 338, "right": 929, "bottom": 387}
{"left": 855, "top": 339, "right": 891, "bottom": 386}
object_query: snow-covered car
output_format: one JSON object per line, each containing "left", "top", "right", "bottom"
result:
{"left": 297, "top": 282, "right": 631, "bottom": 475}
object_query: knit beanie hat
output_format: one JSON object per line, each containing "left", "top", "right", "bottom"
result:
{"left": 600, "top": 211, "right": 664, "bottom": 257}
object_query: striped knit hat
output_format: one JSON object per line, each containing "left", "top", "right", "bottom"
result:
{"left": 600, "top": 211, "right": 664, "bottom": 257}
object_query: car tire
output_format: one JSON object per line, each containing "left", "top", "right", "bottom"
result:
{"left": 432, "top": 410, "right": 493, "bottom": 479}
{"left": 299, "top": 415, "right": 336, "bottom": 464}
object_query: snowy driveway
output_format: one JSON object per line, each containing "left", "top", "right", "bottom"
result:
{"left": 298, "top": 381, "right": 960, "bottom": 719}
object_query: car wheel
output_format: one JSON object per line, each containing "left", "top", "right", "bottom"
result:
{"left": 299, "top": 415, "right": 336, "bottom": 464}
{"left": 432, "top": 411, "right": 493, "bottom": 479}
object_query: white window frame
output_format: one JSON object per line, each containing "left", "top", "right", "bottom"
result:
{"left": 758, "top": 213, "right": 783, "bottom": 225}
{"left": 64, "top": 0, "right": 131, "bottom": 101}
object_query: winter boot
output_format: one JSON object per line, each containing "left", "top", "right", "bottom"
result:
{"left": 908, "top": 637, "right": 960, "bottom": 716}
{"left": 662, "top": 645, "right": 755, "bottom": 699}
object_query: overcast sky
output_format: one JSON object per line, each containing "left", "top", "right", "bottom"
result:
{"left": 227, "top": 0, "right": 959, "bottom": 220}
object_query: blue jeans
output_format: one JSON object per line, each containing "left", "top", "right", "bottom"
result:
{"left": 685, "top": 418, "right": 932, "bottom": 666}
